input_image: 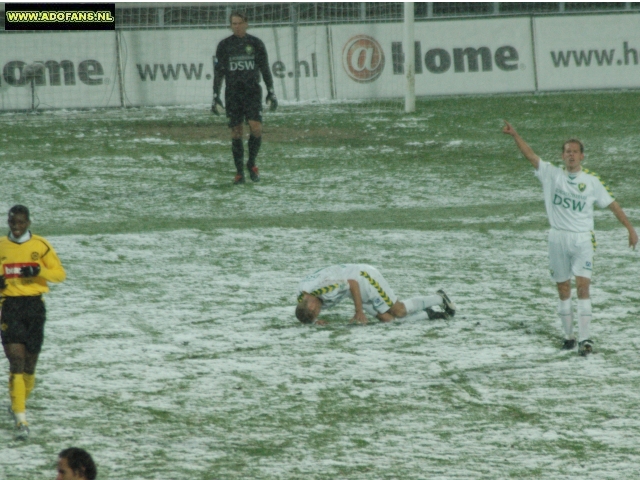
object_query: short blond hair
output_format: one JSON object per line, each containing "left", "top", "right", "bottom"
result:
{"left": 563, "top": 139, "right": 584, "bottom": 153}
{"left": 229, "top": 11, "right": 248, "bottom": 24}
{"left": 295, "top": 298, "right": 316, "bottom": 324}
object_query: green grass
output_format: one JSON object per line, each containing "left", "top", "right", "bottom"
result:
{"left": 0, "top": 91, "right": 639, "bottom": 479}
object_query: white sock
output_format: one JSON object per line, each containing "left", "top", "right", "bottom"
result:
{"left": 577, "top": 298, "right": 592, "bottom": 342}
{"left": 15, "top": 412, "right": 27, "bottom": 425}
{"left": 403, "top": 310, "right": 429, "bottom": 322}
{"left": 558, "top": 298, "right": 573, "bottom": 339}
{"left": 403, "top": 296, "right": 443, "bottom": 314}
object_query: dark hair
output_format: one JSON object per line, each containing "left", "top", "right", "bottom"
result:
{"left": 59, "top": 448, "right": 97, "bottom": 480}
{"left": 8, "top": 205, "right": 30, "bottom": 220}
{"left": 563, "top": 139, "right": 584, "bottom": 153}
{"left": 229, "top": 11, "right": 248, "bottom": 24}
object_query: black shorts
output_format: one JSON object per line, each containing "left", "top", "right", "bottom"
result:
{"left": 0, "top": 296, "right": 47, "bottom": 354}
{"left": 225, "top": 83, "right": 263, "bottom": 127}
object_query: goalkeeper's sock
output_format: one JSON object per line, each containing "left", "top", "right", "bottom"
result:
{"left": 247, "top": 134, "right": 262, "bottom": 169}
{"left": 9, "top": 374, "right": 26, "bottom": 421}
{"left": 558, "top": 298, "right": 573, "bottom": 339}
{"left": 232, "top": 138, "right": 244, "bottom": 174}
{"left": 403, "top": 296, "right": 443, "bottom": 315}
{"left": 577, "top": 298, "right": 592, "bottom": 342}
{"left": 23, "top": 373, "right": 35, "bottom": 400}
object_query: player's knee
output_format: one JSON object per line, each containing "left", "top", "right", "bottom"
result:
{"left": 8, "top": 358, "right": 26, "bottom": 374}
{"left": 556, "top": 281, "right": 571, "bottom": 300}
{"left": 231, "top": 125, "right": 243, "bottom": 139}
{"left": 249, "top": 123, "right": 262, "bottom": 137}
{"left": 24, "top": 354, "right": 39, "bottom": 374}
{"left": 577, "top": 285, "right": 590, "bottom": 299}
{"left": 575, "top": 276, "right": 590, "bottom": 299}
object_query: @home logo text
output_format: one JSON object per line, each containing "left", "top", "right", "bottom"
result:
{"left": 342, "top": 35, "right": 385, "bottom": 83}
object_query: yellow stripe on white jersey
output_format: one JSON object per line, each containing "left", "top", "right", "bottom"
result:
{"left": 360, "top": 270, "right": 393, "bottom": 307}
{"left": 582, "top": 168, "right": 614, "bottom": 199}
{"left": 298, "top": 283, "right": 341, "bottom": 304}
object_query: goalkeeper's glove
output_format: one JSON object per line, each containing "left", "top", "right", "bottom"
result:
{"left": 20, "top": 265, "right": 40, "bottom": 278}
{"left": 0, "top": 275, "right": 5, "bottom": 289}
{"left": 211, "top": 94, "right": 224, "bottom": 115}
{"left": 266, "top": 88, "right": 278, "bottom": 112}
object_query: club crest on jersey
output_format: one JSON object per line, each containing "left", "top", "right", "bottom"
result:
{"left": 31, "top": 252, "right": 39, "bottom": 261}
{"left": 245, "top": 45, "right": 254, "bottom": 55}
{"left": 578, "top": 183, "right": 586, "bottom": 192}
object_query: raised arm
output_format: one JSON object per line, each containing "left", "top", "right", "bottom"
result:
{"left": 347, "top": 279, "right": 368, "bottom": 325}
{"left": 608, "top": 201, "right": 638, "bottom": 250}
{"left": 502, "top": 121, "right": 540, "bottom": 169}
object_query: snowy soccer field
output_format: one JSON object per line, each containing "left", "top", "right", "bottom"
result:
{"left": 1, "top": 93, "right": 639, "bottom": 479}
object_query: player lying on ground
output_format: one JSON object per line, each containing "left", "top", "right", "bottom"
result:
{"left": 296, "top": 264, "right": 456, "bottom": 325}
{"left": 502, "top": 121, "right": 637, "bottom": 356}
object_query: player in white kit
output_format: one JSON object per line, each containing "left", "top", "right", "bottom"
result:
{"left": 296, "top": 264, "right": 456, "bottom": 325}
{"left": 503, "top": 121, "right": 637, "bottom": 355}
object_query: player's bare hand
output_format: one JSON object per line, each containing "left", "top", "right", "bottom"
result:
{"left": 502, "top": 120, "right": 516, "bottom": 136}
{"left": 350, "top": 311, "right": 368, "bottom": 325}
{"left": 629, "top": 229, "right": 638, "bottom": 250}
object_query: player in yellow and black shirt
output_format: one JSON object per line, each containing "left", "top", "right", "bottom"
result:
{"left": 212, "top": 11, "right": 277, "bottom": 184}
{"left": 0, "top": 205, "right": 65, "bottom": 440}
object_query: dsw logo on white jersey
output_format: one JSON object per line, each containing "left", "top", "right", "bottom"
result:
{"left": 553, "top": 194, "right": 586, "bottom": 211}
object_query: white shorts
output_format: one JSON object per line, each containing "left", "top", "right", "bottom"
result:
{"left": 548, "top": 229, "right": 595, "bottom": 283}
{"left": 357, "top": 266, "right": 398, "bottom": 316}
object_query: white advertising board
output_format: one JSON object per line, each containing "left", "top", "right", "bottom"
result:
{"left": 120, "top": 29, "right": 217, "bottom": 106}
{"left": 0, "top": 31, "right": 119, "bottom": 110}
{"left": 1, "top": 13, "right": 640, "bottom": 110}
{"left": 534, "top": 13, "right": 640, "bottom": 91}
{"left": 330, "top": 17, "right": 536, "bottom": 99}
{"left": 120, "top": 26, "right": 331, "bottom": 106}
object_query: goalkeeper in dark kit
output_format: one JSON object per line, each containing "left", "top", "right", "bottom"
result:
{"left": 212, "top": 10, "right": 277, "bottom": 184}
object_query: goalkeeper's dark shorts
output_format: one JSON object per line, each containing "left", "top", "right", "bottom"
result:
{"left": 225, "top": 84, "right": 263, "bottom": 128}
{"left": 0, "top": 296, "right": 47, "bottom": 354}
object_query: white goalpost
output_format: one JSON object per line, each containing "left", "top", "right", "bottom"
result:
{"left": 404, "top": 2, "right": 415, "bottom": 113}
